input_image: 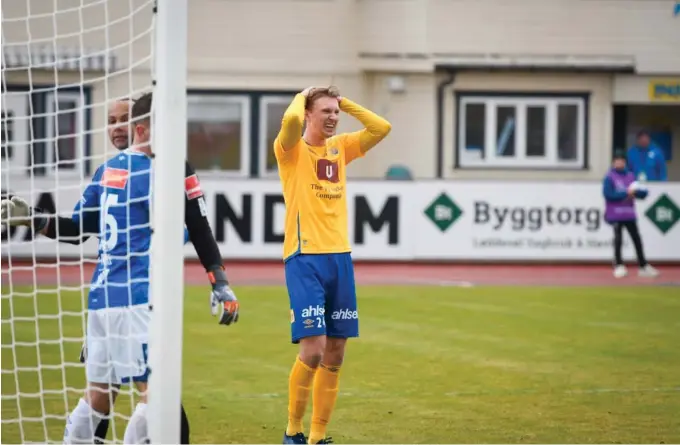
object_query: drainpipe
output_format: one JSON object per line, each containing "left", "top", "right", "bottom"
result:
{"left": 436, "top": 71, "right": 456, "bottom": 178}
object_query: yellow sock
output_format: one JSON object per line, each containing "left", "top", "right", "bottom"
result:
{"left": 286, "top": 356, "right": 317, "bottom": 436}
{"left": 308, "top": 364, "right": 341, "bottom": 444}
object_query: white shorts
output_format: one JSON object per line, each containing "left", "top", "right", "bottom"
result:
{"left": 86, "top": 304, "right": 150, "bottom": 385}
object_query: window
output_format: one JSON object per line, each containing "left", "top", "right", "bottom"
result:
{"left": 1, "top": 111, "right": 14, "bottom": 161}
{"left": 526, "top": 106, "right": 546, "bottom": 158}
{"left": 457, "top": 93, "right": 587, "bottom": 169}
{"left": 2, "top": 87, "right": 91, "bottom": 178}
{"left": 259, "top": 95, "right": 294, "bottom": 176}
{"left": 187, "top": 94, "right": 250, "bottom": 176}
{"left": 1, "top": 92, "right": 30, "bottom": 176}
{"left": 46, "top": 91, "right": 85, "bottom": 173}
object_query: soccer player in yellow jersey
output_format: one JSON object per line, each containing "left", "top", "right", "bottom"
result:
{"left": 275, "top": 86, "right": 391, "bottom": 444}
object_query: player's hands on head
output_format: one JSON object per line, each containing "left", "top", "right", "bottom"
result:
{"left": 208, "top": 267, "right": 239, "bottom": 326}
{"left": 1, "top": 196, "right": 33, "bottom": 227}
{"left": 301, "top": 87, "right": 316, "bottom": 97}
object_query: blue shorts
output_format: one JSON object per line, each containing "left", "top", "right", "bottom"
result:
{"left": 285, "top": 253, "right": 359, "bottom": 344}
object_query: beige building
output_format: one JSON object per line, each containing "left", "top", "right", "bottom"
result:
{"left": 2, "top": 0, "right": 680, "bottom": 182}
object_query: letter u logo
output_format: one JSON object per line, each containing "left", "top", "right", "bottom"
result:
{"left": 316, "top": 159, "right": 339, "bottom": 183}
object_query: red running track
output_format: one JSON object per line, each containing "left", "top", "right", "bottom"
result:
{"left": 2, "top": 261, "right": 679, "bottom": 287}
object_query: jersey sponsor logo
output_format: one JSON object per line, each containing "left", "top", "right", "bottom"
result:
{"left": 331, "top": 309, "right": 358, "bottom": 320}
{"left": 316, "top": 159, "right": 339, "bottom": 183}
{"left": 101, "top": 168, "right": 129, "bottom": 189}
{"left": 185, "top": 174, "right": 203, "bottom": 200}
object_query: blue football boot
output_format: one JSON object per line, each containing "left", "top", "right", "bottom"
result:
{"left": 283, "top": 432, "right": 307, "bottom": 444}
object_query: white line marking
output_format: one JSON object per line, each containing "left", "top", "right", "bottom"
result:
{"left": 444, "top": 387, "right": 680, "bottom": 397}
{"left": 396, "top": 278, "right": 475, "bottom": 287}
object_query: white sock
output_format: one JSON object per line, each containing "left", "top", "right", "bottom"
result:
{"left": 63, "top": 398, "right": 105, "bottom": 444}
{"left": 123, "top": 402, "right": 148, "bottom": 444}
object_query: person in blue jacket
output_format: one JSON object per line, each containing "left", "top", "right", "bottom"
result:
{"left": 603, "top": 151, "right": 660, "bottom": 278}
{"left": 626, "top": 130, "right": 667, "bottom": 182}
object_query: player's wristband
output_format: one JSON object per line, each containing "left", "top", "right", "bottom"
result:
{"left": 207, "top": 266, "right": 229, "bottom": 286}
{"left": 30, "top": 207, "right": 50, "bottom": 234}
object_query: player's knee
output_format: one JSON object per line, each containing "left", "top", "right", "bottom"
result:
{"left": 135, "top": 382, "right": 148, "bottom": 404}
{"left": 299, "top": 336, "right": 326, "bottom": 368}
{"left": 324, "top": 337, "right": 347, "bottom": 367}
{"left": 86, "top": 383, "right": 117, "bottom": 414}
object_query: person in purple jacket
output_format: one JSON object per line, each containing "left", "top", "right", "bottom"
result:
{"left": 603, "top": 151, "right": 660, "bottom": 278}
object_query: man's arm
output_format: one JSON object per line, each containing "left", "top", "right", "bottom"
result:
{"left": 44, "top": 171, "right": 103, "bottom": 244}
{"left": 2, "top": 168, "right": 102, "bottom": 244}
{"left": 338, "top": 98, "right": 391, "bottom": 164}
{"left": 655, "top": 148, "right": 668, "bottom": 181}
{"left": 276, "top": 93, "right": 307, "bottom": 153}
{"left": 634, "top": 188, "right": 649, "bottom": 200}
{"left": 41, "top": 215, "right": 95, "bottom": 245}
{"left": 183, "top": 161, "right": 222, "bottom": 272}
{"left": 602, "top": 176, "right": 628, "bottom": 202}
{"left": 183, "top": 161, "right": 239, "bottom": 325}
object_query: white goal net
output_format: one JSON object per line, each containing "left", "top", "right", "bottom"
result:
{"left": 1, "top": 1, "right": 186, "bottom": 443}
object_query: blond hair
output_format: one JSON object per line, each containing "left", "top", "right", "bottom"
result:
{"left": 305, "top": 86, "right": 340, "bottom": 110}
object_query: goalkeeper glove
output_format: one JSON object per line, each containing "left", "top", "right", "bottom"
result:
{"left": 208, "top": 266, "right": 239, "bottom": 325}
{"left": 1, "top": 196, "right": 49, "bottom": 233}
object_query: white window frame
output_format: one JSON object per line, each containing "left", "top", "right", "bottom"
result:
{"left": 258, "top": 95, "right": 294, "bottom": 178}
{"left": 1, "top": 91, "right": 31, "bottom": 178}
{"left": 45, "top": 90, "right": 87, "bottom": 177}
{"left": 457, "top": 95, "right": 586, "bottom": 169}
{"left": 187, "top": 94, "right": 251, "bottom": 178}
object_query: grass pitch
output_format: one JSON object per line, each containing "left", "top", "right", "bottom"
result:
{"left": 2, "top": 285, "right": 679, "bottom": 444}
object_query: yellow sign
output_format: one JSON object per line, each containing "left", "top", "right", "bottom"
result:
{"left": 648, "top": 79, "right": 680, "bottom": 102}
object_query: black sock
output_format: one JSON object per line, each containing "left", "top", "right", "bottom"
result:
{"left": 94, "top": 417, "right": 109, "bottom": 444}
{"left": 180, "top": 403, "right": 190, "bottom": 444}
{"left": 92, "top": 402, "right": 189, "bottom": 443}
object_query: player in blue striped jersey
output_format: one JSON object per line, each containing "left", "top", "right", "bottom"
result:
{"left": 1, "top": 93, "right": 239, "bottom": 444}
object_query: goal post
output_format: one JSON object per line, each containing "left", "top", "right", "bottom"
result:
{"left": 1, "top": 0, "right": 188, "bottom": 443}
{"left": 148, "top": 0, "right": 188, "bottom": 444}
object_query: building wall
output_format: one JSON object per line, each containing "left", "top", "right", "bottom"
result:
{"left": 2, "top": 0, "right": 679, "bottom": 181}
{"left": 614, "top": 75, "right": 680, "bottom": 103}
{"left": 349, "top": 73, "right": 437, "bottom": 179}
{"left": 364, "top": 0, "right": 680, "bottom": 74}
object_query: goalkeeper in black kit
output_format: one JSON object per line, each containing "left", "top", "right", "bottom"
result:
{"left": 88, "top": 96, "right": 237, "bottom": 443}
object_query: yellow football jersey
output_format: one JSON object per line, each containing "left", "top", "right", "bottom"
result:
{"left": 274, "top": 95, "right": 391, "bottom": 261}
{"left": 275, "top": 132, "right": 364, "bottom": 260}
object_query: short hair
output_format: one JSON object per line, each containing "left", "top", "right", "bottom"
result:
{"left": 636, "top": 129, "right": 650, "bottom": 139}
{"left": 613, "top": 149, "right": 626, "bottom": 160}
{"left": 305, "top": 86, "right": 340, "bottom": 110}
{"left": 131, "top": 92, "right": 152, "bottom": 124}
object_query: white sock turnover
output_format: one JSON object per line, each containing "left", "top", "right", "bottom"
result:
{"left": 123, "top": 402, "right": 148, "bottom": 444}
{"left": 63, "top": 398, "right": 105, "bottom": 444}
